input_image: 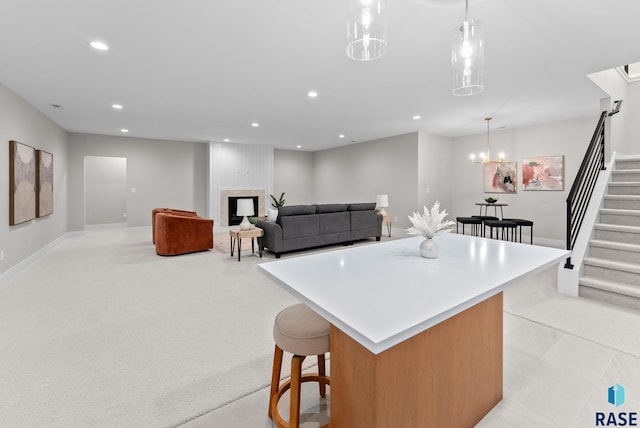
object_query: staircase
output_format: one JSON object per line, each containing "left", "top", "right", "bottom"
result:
{"left": 579, "top": 157, "right": 640, "bottom": 310}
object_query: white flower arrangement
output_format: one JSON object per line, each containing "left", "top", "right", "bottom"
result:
{"left": 407, "top": 201, "right": 456, "bottom": 239}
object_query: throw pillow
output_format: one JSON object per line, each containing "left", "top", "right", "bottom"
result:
{"left": 267, "top": 207, "right": 278, "bottom": 223}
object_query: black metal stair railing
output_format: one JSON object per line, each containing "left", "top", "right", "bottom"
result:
{"left": 564, "top": 111, "right": 608, "bottom": 269}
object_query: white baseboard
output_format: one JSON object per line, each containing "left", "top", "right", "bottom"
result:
{"left": 0, "top": 233, "right": 70, "bottom": 286}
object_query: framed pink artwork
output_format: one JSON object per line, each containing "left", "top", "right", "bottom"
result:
{"left": 483, "top": 161, "right": 517, "bottom": 193}
{"left": 522, "top": 155, "right": 564, "bottom": 191}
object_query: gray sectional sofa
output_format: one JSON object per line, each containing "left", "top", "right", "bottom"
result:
{"left": 256, "top": 203, "right": 383, "bottom": 258}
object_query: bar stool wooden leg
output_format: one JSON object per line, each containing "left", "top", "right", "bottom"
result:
{"left": 269, "top": 345, "right": 284, "bottom": 418}
{"left": 290, "top": 355, "right": 305, "bottom": 428}
{"left": 318, "top": 354, "right": 326, "bottom": 397}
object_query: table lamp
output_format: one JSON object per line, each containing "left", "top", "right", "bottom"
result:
{"left": 376, "top": 194, "right": 389, "bottom": 216}
{"left": 236, "top": 199, "right": 255, "bottom": 230}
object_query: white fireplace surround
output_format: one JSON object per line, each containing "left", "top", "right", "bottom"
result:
{"left": 220, "top": 189, "right": 266, "bottom": 226}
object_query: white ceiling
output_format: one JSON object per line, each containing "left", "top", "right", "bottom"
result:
{"left": 1, "top": 0, "right": 639, "bottom": 151}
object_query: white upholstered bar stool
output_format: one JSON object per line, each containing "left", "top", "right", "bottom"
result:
{"left": 268, "top": 303, "right": 330, "bottom": 428}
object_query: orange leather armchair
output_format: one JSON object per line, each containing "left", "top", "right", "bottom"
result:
{"left": 154, "top": 213, "right": 214, "bottom": 256}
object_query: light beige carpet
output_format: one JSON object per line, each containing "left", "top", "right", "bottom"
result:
{"left": 0, "top": 228, "right": 397, "bottom": 427}
{"left": 0, "top": 228, "right": 302, "bottom": 428}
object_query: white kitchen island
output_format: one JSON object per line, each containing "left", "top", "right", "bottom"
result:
{"left": 259, "top": 233, "right": 569, "bottom": 427}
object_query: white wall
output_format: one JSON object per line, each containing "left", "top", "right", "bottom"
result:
{"left": 0, "top": 84, "right": 68, "bottom": 274}
{"left": 622, "top": 81, "right": 640, "bottom": 153}
{"left": 209, "top": 142, "right": 273, "bottom": 219}
{"left": 449, "top": 117, "right": 596, "bottom": 243}
{"left": 274, "top": 149, "right": 314, "bottom": 205}
{"left": 587, "top": 68, "right": 640, "bottom": 158}
{"left": 68, "top": 134, "right": 207, "bottom": 230}
{"left": 313, "top": 133, "right": 419, "bottom": 228}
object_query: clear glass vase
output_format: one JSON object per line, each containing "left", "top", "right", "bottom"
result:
{"left": 420, "top": 238, "right": 439, "bottom": 259}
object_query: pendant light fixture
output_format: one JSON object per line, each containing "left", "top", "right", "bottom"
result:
{"left": 452, "top": 0, "right": 484, "bottom": 96}
{"left": 469, "top": 117, "right": 504, "bottom": 163}
{"left": 346, "top": 0, "right": 388, "bottom": 61}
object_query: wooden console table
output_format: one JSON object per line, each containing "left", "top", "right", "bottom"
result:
{"left": 259, "top": 234, "right": 568, "bottom": 427}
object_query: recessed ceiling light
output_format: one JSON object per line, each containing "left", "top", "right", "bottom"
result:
{"left": 223, "top": 138, "right": 230, "bottom": 142}
{"left": 339, "top": 134, "right": 345, "bottom": 138}
{"left": 307, "top": 91, "right": 318, "bottom": 98}
{"left": 112, "top": 104, "right": 123, "bottom": 109}
{"left": 120, "top": 129, "right": 129, "bottom": 133}
{"left": 413, "top": 115, "right": 421, "bottom": 120}
{"left": 296, "top": 145, "right": 302, "bottom": 149}
{"left": 90, "top": 41, "right": 109, "bottom": 51}
{"left": 251, "top": 122, "right": 259, "bottom": 127}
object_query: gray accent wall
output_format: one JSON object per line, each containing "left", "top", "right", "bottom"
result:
{"left": 274, "top": 150, "right": 314, "bottom": 205}
{"left": 0, "top": 84, "right": 68, "bottom": 275}
{"left": 312, "top": 133, "right": 420, "bottom": 229}
{"left": 68, "top": 134, "right": 207, "bottom": 231}
{"left": 418, "top": 133, "right": 454, "bottom": 217}
{"left": 84, "top": 156, "right": 127, "bottom": 225}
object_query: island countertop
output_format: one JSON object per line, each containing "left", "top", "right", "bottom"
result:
{"left": 259, "top": 233, "right": 569, "bottom": 354}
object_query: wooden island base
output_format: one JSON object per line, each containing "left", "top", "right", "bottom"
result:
{"left": 330, "top": 292, "right": 503, "bottom": 428}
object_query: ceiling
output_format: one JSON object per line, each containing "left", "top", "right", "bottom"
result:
{"left": 1, "top": 0, "right": 639, "bottom": 151}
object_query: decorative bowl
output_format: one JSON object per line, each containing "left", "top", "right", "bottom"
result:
{"left": 485, "top": 197, "right": 498, "bottom": 204}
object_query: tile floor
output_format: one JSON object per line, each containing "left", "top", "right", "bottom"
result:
{"left": 182, "top": 266, "right": 640, "bottom": 428}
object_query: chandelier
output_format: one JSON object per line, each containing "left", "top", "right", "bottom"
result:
{"left": 470, "top": 117, "right": 504, "bottom": 163}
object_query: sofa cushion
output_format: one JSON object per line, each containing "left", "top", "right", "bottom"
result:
{"left": 316, "top": 203, "right": 348, "bottom": 214}
{"left": 319, "top": 211, "right": 350, "bottom": 234}
{"left": 281, "top": 215, "right": 320, "bottom": 240}
{"left": 267, "top": 207, "right": 278, "bottom": 223}
{"left": 277, "top": 205, "right": 317, "bottom": 225}
{"left": 348, "top": 202, "right": 376, "bottom": 211}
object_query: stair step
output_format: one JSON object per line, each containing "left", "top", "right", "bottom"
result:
{"left": 579, "top": 277, "right": 640, "bottom": 311}
{"left": 579, "top": 276, "right": 640, "bottom": 298}
{"left": 615, "top": 158, "right": 640, "bottom": 170}
{"left": 594, "top": 223, "right": 640, "bottom": 244}
{"left": 589, "top": 239, "right": 640, "bottom": 264}
{"left": 583, "top": 256, "right": 640, "bottom": 284}
{"left": 584, "top": 256, "right": 640, "bottom": 273}
{"left": 604, "top": 195, "right": 640, "bottom": 210}
{"left": 612, "top": 169, "right": 640, "bottom": 182}
{"left": 600, "top": 208, "right": 640, "bottom": 227}
{"left": 608, "top": 182, "right": 640, "bottom": 195}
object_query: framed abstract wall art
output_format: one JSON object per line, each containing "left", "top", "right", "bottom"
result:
{"left": 9, "top": 140, "right": 37, "bottom": 225}
{"left": 36, "top": 150, "right": 54, "bottom": 217}
{"left": 483, "top": 161, "right": 517, "bottom": 193}
{"left": 522, "top": 155, "right": 564, "bottom": 191}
